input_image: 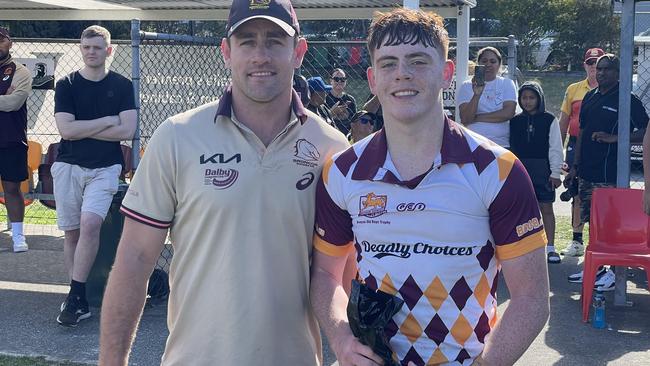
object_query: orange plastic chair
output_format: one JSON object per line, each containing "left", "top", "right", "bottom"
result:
{"left": 581, "top": 187, "right": 650, "bottom": 322}
{"left": 0, "top": 141, "right": 41, "bottom": 206}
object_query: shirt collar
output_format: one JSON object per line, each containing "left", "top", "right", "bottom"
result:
{"left": 214, "top": 85, "right": 308, "bottom": 124}
{"left": 351, "top": 116, "right": 474, "bottom": 187}
{"left": 595, "top": 83, "right": 619, "bottom": 96}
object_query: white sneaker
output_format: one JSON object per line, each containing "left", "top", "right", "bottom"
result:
{"left": 595, "top": 270, "right": 616, "bottom": 291}
{"left": 567, "top": 267, "right": 607, "bottom": 283}
{"left": 561, "top": 240, "right": 584, "bottom": 257}
{"left": 12, "top": 235, "right": 28, "bottom": 253}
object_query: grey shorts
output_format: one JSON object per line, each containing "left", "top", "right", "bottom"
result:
{"left": 51, "top": 162, "right": 121, "bottom": 231}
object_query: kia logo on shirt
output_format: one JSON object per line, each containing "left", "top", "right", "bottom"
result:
{"left": 200, "top": 153, "right": 242, "bottom": 164}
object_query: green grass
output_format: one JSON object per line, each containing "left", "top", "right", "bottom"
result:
{"left": 554, "top": 214, "right": 589, "bottom": 253}
{"left": 0, "top": 201, "right": 58, "bottom": 226}
{"left": 0, "top": 355, "right": 89, "bottom": 366}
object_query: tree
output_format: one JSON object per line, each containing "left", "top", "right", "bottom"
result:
{"left": 551, "top": 0, "right": 620, "bottom": 69}
{"left": 472, "top": 0, "right": 559, "bottom": 69}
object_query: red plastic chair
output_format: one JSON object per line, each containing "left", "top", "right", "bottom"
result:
{"left": 581, "top": 187, "right": 650, "bottom": 322}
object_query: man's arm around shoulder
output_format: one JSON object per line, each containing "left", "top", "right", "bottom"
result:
{"left": 99, "top": 217, "right": 167, "bottom": 366}
{"left": 481, "top": 247, "right": 549, "bottom": 365}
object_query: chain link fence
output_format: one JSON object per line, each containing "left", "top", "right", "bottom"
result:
{"left": 2, "top": 28, "right": 645, "bottom": 273}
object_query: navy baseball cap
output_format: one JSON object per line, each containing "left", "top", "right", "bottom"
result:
{"left": 307, "top": 77, "right": 332, "bottom": 92}
{"left": 226, "top": 0, "right": 300, "bottom": 37}
{"left": 0, "top": 27, "right": 10, "bottom": 40}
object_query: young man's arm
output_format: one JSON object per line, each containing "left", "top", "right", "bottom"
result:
{"left": 643, "top": 130, "right": 650, "bottom": 215}
{"left": 310, "top": 241, "right": 384, "bottom": 366}
{"left": 480, "top": 247, "right": 550, "bottom": 365}
{"left": 99, "top": 218, "right": 167, "bottom": 366}
{"left": 54, "top": 112, "right": 119, "bottom": 140}
{"left": 0, "top": 66, "right": 31, "bottom": 112}
{"left": 92, "top": 109, "right": 137, "bottom": 141}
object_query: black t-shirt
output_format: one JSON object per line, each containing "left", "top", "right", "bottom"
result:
{"left": 54, "top": 71, "right": 135, "bottom": 168}
{"left": 325, "top": 92, "right": 356, "bottom": 135}
{"left": 578, "top": 84, "right": 649, "bottom": 183}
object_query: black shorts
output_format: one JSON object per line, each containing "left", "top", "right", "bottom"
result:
{"left": 0, "top": 145, "right": 29, "bottom": 182}
{"left": 533, "top": 182, "right": 556, "bottom": 203}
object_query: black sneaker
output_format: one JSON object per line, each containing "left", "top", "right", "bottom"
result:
{"left": 57, "top": 295, "right": 91, "bottom": 327}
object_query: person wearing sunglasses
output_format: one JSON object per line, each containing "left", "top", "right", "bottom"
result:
{"left": 326, "top": 68, "right": 357, "bottom": 135}
{"left": 348, "top": 110, "right": 374, "bottom": 143}
{"left": 556, "top": 47, "right": 604, "bottom": 259}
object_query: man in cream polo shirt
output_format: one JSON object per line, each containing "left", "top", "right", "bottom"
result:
{"left": 98, "top": 0, "right": 348, "bottom": 365}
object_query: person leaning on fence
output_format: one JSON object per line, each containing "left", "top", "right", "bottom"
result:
{"left": 509, "top": 81, "right": 564, "bottom": 264}
{"left": 0, "top": 26, "right": 32, "bottom": 253}
{"left": 326, "top": 68, "right": 357, "bottom": 135}
{"left": 311, "top": 8, "right": 549, "bottom": 366}
{"left": 457, "top": 46, "right": 517, "bottom": 148}
{"left": 557, "top": 47, "right": 604, "bottom": 258}
{"left": 566, "top": 53, "right": 648, "bottom": 291}
{"left": 98, "top": 0, "right": 349, "bottom": 365}
{"left": 52, "top": 25, "right": 136, "bottom": 327}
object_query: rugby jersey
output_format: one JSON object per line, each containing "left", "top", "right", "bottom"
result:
{"left": 315, "top": 117, "right": 546, "bottom": 365}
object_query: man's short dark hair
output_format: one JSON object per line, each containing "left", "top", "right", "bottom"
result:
{"left": 366, "top": 8, "right": 449, "bottom": 63}
{"left": 81, "top": 25, "right": 111, "bottom": 44}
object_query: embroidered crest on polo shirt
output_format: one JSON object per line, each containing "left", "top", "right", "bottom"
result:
{"left": 293, "top": 138, "right": 320, "bottom": 168}
{"left": 358, "top": 192, "right": 387, "bottom": 218}
{"left": 204, "top": 168, "right": 239, "bottom": 189}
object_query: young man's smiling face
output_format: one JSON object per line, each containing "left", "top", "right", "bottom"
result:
{"left": 222, "top": 19, "right": 306, "bottom": 106}
{"left": 367, "top": 39, "right": 453, "bottom": 124}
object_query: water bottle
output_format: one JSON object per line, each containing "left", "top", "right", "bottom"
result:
{"left": 592, "top": 291, "right": 606, "bottom": 329}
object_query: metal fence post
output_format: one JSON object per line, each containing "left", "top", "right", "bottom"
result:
{"left": 131, "top": 19, "right": 142, "bottom": 170}
{"left": 507, "top": 35, "right": 517, "bottom": 82}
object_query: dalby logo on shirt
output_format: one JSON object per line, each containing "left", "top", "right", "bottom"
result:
{"left": 516, "top": 217, "right": 542, "bottom": 237}
{"left": 204, "top": 168, "right": 238, "bottom": 189}
{"left": 359, "top": 192, "right": 387, "bottom": 218}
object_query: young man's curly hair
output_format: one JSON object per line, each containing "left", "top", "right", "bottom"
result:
{"left": 366, "top": 8, "right": 449, "bottom": 62}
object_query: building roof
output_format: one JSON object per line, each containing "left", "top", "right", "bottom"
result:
{"left": 1, "top": 0, "right": 476, "bottom": 20}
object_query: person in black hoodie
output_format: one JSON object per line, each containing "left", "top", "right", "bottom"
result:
{"left": 510, "top": 81, "right": 564, "bottom": 264}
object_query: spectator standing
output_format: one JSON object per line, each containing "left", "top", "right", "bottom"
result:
{"left": 326, "top": 68, "right": 357, "bottom": 135}
{"left": 457, "top": 46, "right": 517, "bottom": 148}
{"left": 311, "top": 9, "right": 549, "bottom": 366}
{"left": 99, "top": 0, "right": 349, "bottom": 365}
{"left": 348, "top": 110, "right": 374, "bottom": 143}
{"left": 558, "top": 47, "right": 604, "bottom": 258}
{"left": 53, "top": 25, "right": 137, "bottom": 326}
{"left": 566, "top": 54, "right": 648, "bottom": 290}
{"left": 0, "top": 26, "right": 32, "bottom": 253}
{"left": 509, "top": 81, "right": 564, "bottom": 264}
{"left": 307, "top": 76, "right": 336, "bottom": 128}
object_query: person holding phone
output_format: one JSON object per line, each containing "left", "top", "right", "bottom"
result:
{"left": 457, "top": 47, "right": 517, "bottom": 148}
{"left": 326, "top": 68, "right": 357, "bottom": 135}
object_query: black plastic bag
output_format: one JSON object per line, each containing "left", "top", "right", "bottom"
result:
{"left": 347, "top": 279, "right": 404, "bottom": 366}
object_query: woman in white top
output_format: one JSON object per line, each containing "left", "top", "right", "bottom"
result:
{"left": 457, "top": 47, "right": 517, "bottom": 148}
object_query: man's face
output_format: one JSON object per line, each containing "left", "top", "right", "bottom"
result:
{"left": 596, "top": 58, "right": 619, "bottom": 90}
{"left": 0, "top": 37, "right": 12, "bottom": 60}
{"left": 367, "top": 39, "right": 453, "bottom": 124}
{"left": 330, "top": 70, "right": 347, "bottom": 94}
{"left": 221, "top": 19, "right": 306, "bottom": 105}
{"left": 350, "top": 115, "right": 374, "bottom": 140}
{"left": 584, "top": 58, "right": 597, "bottom": 80}
{"left": 80, "top": 36, "right": 112, "bottom": 68}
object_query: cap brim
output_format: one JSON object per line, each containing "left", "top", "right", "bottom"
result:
{"left": 228, "top": 15, "right": 296, "bottom": 37}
